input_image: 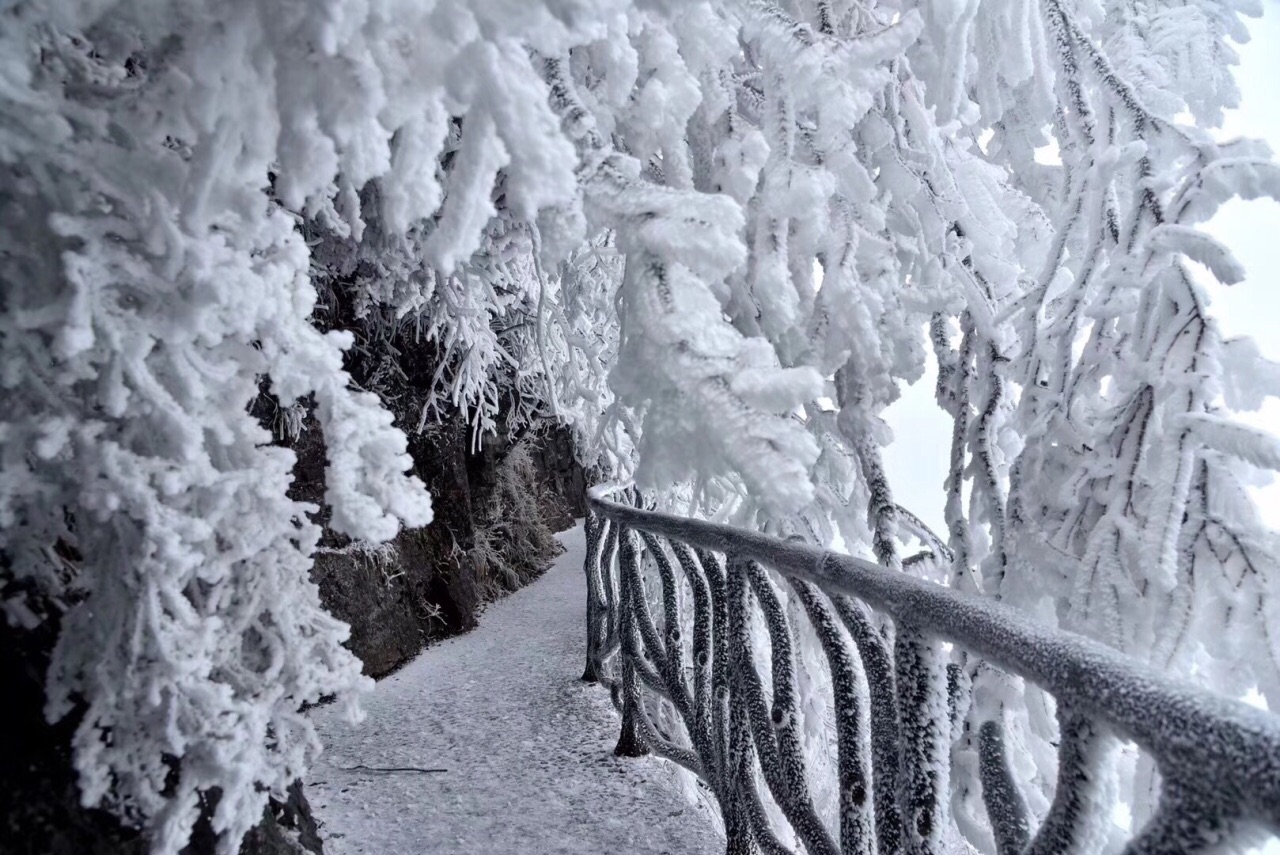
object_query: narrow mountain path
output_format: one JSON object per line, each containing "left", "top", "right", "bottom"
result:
{"left": 306, "top": 522, "right": 724, "bottom": 854}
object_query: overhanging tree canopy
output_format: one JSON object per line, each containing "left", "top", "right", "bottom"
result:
{"left": 2, "top": 0, "right": 1278, "bottom": 852}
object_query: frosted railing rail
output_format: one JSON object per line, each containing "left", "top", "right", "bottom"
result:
{"left": 582, "top": 486, "right": 1280, "bottom": 855}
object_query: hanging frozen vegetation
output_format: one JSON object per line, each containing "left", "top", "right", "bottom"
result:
{"left": 2, "top": 0, "right": 1278, "bottom": 852}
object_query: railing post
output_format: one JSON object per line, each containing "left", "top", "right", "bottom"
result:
{"left": 614, "top": 527, "right": 649, "bottom": 757}
{"left": 669, "top": 542, "right": 718, "bottom": 778}
{"left": 1025, "top": 709, "right": 1115, "bottom": 855}
{"left": 723, "top": 565, "right": 761, "bottom": 855}
{"left": 600, "top": 520, "right": 620, "bottom": 657}
{"left": 581, "top": 512, "right": 603, "bottom": 683}
{"left": 697, "top": 547, "right": 733, "bottom": 785}
{"left": 792, "top": 580, "right": 875, "bottom": 855}
{"left": 727, "top": 556, "right": 839, "bottom": 855}
{"left": 1122, "top": 779, "right": 1242, "bottom": 855}
{"left": 722, "top": 740, "right": 758, "bottom": 855}
{"left": 895, "top": 623, "right": 949, "bottom": 855}
{"left": 835, "top": 594, "right": 903, "bottom": 852}
{"left": 977, "top": 717, "right": 1031, "bottom": 854}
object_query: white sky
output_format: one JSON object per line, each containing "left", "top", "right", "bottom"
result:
{"left": 882, "top": 2, "right": 1280, "bottom": 537}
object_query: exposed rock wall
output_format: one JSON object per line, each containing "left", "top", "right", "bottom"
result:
{"left": 285, "top": 255, "right": 585, "bottom": 678}
{"left": 310, "top": 419, "right": 581, "bottom": 679}
{"left": 529, "top": 427, "right": 589, "bottom": 528}
{"left": 277, "top": 371, "right": 583, "bottom": 680}
{"left": 307, "top": 417, "right": 484, "bottom": 678}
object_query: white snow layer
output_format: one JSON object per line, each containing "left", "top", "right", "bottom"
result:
{"left": 307, "top": 522, "right": 724, "bottom": 854}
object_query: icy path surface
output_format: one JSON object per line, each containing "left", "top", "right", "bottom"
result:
{"left": 307, "top": 522, "right": 724, "bottom": 854}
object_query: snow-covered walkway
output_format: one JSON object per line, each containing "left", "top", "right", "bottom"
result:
{"left": 307, "top": 522, "right": 724, "bottom": 854}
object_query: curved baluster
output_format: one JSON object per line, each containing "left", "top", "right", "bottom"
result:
{"left": 715, "top": 678, "right": 794, "bottom": 855}
{"left": 614, "top": 528, "right": 649, "bottom": 757}
{"left": 1025, "top": 709, "right": 1114, "bottom": 855}
{"left": 792, "top": 579, "right": 875, "bottom": 855}
{"left": 947, "top": 662, "right": 972, "bottom": 744}
{"left": 978, "top": 718, "right": 1031, "bottom": 855}
{"left": 1123, "top": 778, "right": 1242, "bottom": 854}
{"left": 623, "top": 528, "right": 704, "bottom": 771}
{"left": 834, "top": 594, "right": 904, "bottom": 853}
{"left": 724, "top": 629, "right": 762, "bottom": 855}
{"left": 745, "top": 775, "right": 801, "bottom": 855}
{"left": 637, "top": 532, "right": 697, "bottom": 726}
{"left": 637, "top": 533, "right": 749, "bottom": 840}
{"left": 670, "top": 541, "right": 719, "bottom": 782}
{"left": 731, "top": 557, "right": 840, "bottom": 855}
{"left": 633, "top": 651, "right": 675, "bottom": 703}
{"left": 632, "top": 701, "right": 706, "bottom": 778}
{"left": 895, "top": 623, "right": 949, "bottom": 855}
{"left": 598, "top": 519, "right": 622, "bottom": 676}
{"left": 719, "top": 568, "right": 796, "bottom": 855}
{"left": 700, "top": 548, "right": 734, "bottom": 783}
{"left": 639, "top": 533, "right": 683, "bottom": 663}
{"left": 581, "top": 513, "right": 607, "bottom": 683}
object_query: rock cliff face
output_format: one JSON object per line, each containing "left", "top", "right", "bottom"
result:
{"left": 279, "top": 251, "right": 584, "bottom": 680}
{"left": 264, "top": 324, "right": 582, "bottom": 680}
{"left": 305, "top": 417, "right": 581, "bottom": 679}
{"left": 306, "top": 416, "right": 484, "bottom": 679}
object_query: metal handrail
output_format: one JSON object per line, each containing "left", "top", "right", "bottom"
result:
{"left": 583, "top": 485, "right": 1280, "bottom": 854}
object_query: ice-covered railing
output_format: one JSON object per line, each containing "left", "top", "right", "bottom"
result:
{"left": 582, "top": 486, "right": 1280, "bottom": 854}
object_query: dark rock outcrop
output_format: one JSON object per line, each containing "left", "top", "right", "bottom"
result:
{"left": 263, "top": 331, "right": 582, "bottom": 679}
{"left": 532, "top": 426, "right": 589, "bottom": 525}
{"left": 266, "top": 254, "right": 584, "bottom": 678}
{"left": 306, "top": 416, "right": 486, "bottom": 678}
{"left": 306, "top": 417, "right": 578, "bottom": 678}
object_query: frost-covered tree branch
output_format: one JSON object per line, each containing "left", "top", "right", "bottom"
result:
{"left": 5, "top": 0, "right": 1280, "bottom": 851}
